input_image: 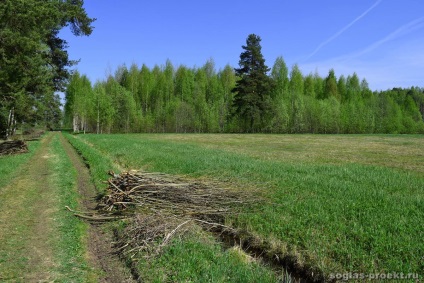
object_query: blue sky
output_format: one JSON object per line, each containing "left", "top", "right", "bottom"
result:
{"left": 61, "top": 0, "right": 424, "bottom": 91}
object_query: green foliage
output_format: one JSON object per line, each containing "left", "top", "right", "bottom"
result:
{"left": 64, "top": 71, "right": 94, "bottom": 132}
{"left": 92, "top": 82, "right": 115, "bottom": 133}
{"left": 345, "top": 73, "right": 361, "bottom": 102}
{"left": 64, "top": 60, "right": 239, "bottom": 133}
{"left": 323, "top": 69, "right": 339, "bottom": 100}
{"left": 0, "top": 0, "right": 94, "bottom": 138}
{"left": 287, "top": 64, "right": 306, "bottom": 133}
{"left": 60, "top": 33, "right": 423, "bottom": 134}
{"left": 65, "top": 56, "right": 424, "bottom": 134}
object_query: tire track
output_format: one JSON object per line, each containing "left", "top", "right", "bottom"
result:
{"left": 59, "top": 133, "right": 136, "bottom": 283}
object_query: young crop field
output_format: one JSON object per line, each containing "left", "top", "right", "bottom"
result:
{"left": 1, "top": 133, "right": 423, "bottom": 282}
{"left": 64, "top": 133, "right": 423, "bottom": 281}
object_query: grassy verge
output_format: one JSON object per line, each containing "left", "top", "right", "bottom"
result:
{"left": 139, "top": 235, "right": 277, "bottom": 283}
{"left": 63, "top": 133, "right": 120, "bottom": 193}
{"left": 72, "top": 133, "right": 424, "bottom": 278}
{"left": 48, "top": 134, "right": 96, "bottom": 282}
{"left": 0, "top": 168, "right": 43, "bottom": 280}
{"left": 0, "top": 140, "right": 43, "bottom": 280}
{"left": 0, "top": 140, "right": 40, "bottom": 190}
{"left": 64, "top": 133, "right": 281, "bottom": 282}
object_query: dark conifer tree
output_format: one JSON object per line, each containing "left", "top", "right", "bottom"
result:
{"left": 232, "top": 34, "right": 273, "bottom": 132}
{"left": 0, "top": 0, "right": 95, "bottom": 138}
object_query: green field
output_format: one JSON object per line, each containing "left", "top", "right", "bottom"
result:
{"left": 65, "top": 133, "right": 424, "bottom": 280}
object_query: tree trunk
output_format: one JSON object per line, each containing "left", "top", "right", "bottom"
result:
{"left": 5, "top": 107, "right": 15, "bottom": 140}
{"left": 96, "top": 100, "right": 100, "bottom": 134}
{"left": 73, "top": 114, "right": 79, "bottom": 133}
{"left": 5, "top": 108, "right": 12, "bottom": 139}
{"left": 11, "top": 114, "right": 16, "bottom": 136}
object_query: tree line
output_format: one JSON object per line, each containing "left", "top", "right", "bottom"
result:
{"left": 1, "top": 6, "right": 422, "bottom": 137}
{"left": 64, "top": 44, "right": 424, "bottom": 134}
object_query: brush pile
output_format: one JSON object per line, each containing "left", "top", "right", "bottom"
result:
{"left": 99, "top": 171, "right": 243, "bottom": 216}
{"left": 0, "top": 140, "right": 28, "bottom": 156}
{"left": 23, "top": 129, "right": 45, "bottom": 140}
{"left": 99, "top": 170, "right": 246, "bottom": 259}
{"left": 115, "top": 213, "right": 193, "bottom": 257}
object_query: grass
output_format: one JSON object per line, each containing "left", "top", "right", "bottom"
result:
{"left": 64, "top": 132, "right": 121, "bottom": 193}
{"left": 0, "top": 140, "right": 40, "bottom": 190}
{"left": 139, "top": 235, "right": 278, "bottom": 283}
{"left": 48, "top": 134, "right": 96, "bottom": 282}
{"left": 68, "top": 133, "right": 424, "bottom": 279}
{"left": 146, "top": 133, "right": 424, "bottom": 174}
{"left": 0, "top": 133, "right": 95, "bottom": 282}
{"left": 0, "top": 140, "right": 43, "bottom": 280}
{"left": 0, "top": 170, "right": 43, "bottom": 280}
{"left": 64, "top": 132, "right": 282, "bottom": 282}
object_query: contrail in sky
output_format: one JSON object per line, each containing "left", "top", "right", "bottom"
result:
{"left": 302, "top": 0, "right": 383, "bottom": 62}
{"left": 349, "top": 16, "right": 424, "bottom": 58}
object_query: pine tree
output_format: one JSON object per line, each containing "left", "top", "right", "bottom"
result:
{"left": 0, "top": 0, "right": 94, "bottom": 138}
{"left": 232, "top": 34, "right": 273, "bottom": 132}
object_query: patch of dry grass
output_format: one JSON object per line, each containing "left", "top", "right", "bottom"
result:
{"left": 144, "top": 134, "right": 424, "bottom": 173}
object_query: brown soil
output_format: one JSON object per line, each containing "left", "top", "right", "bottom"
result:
{"left": 59, "top": 133, "right": 136, "bottom": 283}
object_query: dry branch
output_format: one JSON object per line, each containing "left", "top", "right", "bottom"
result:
{"left": 71, "top": 170, "right": 254, "bottom": 261}
{"left": 95, "top": 170, "right": 252, "bottom": 259}
{"left": 99, "top": 171, "right": 245, "bottom": 214}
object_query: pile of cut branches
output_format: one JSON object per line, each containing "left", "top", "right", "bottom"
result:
{"left": 98, "top": 170, "right": 247, "bottom": 259}
{"left": 99, "top": 171, "right": 243, "bottom": 216}
{"left": 114, "top": 212, "right": 238, "bottom": 259}
{"left": 0, "top": 140, "right": 28, "bottom": 156}
{"left": 23, "top": 129, "right": 45, "bottom": 140}
{"left": 115, "top": 213, "right": 192, "bottom": 258}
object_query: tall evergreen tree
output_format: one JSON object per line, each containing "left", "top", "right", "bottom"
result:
{"left": 0, "top": 0, "right": 95, "bottom": 138}
{"left": 232, "top": 34, "right": 273, "bottom": 132}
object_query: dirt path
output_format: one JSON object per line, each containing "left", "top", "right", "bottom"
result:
{"left": 0, "top": 133, "right": 59, "bottom": 281}
{"left": 0, "top": 132, "right": 135, "bottom": 282}
{"left": 59, "top": 133, "right": 136, "bottom": 283}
